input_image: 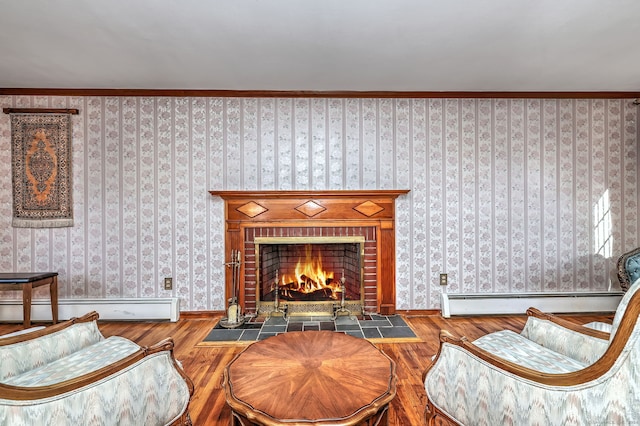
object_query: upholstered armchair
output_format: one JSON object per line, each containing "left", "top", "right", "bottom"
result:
{"left": 423, "top": 278, "right": 640, "bottom": 425}
{"left": 617, "top": 246, "right": 640, "bottom": 291}
{"left": 0, "top": 312, "right": 194, "bottom": 425}
{"left": 583, "top": 246, "right": 640, "bottom": 334}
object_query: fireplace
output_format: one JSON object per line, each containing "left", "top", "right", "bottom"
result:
{"left": 209, "top": 190, "right": 409, "bottom": 316}
{"left": 256, "top": 236, "right": 365, "bottom": 316}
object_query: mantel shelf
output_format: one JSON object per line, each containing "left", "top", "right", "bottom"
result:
{"left": 209, "top": 189, "right": 409, "bottom": 200}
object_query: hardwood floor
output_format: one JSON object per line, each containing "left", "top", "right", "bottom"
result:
{"left": 0, "top": 312, "right": 613, "bottom": 426}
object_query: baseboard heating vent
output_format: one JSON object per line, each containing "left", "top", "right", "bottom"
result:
{"left": 0, "top": 298, "right": 180, "bottom": 322}
{"left": 441, "top": 291, "right": 623, "bottom": 318}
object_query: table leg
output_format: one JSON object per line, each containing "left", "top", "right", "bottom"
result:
{"left": 50, "top": 276, "right": 58, "bottom": 324}
{"left": 22, "top": 283, "right": 33, "bottom": 328}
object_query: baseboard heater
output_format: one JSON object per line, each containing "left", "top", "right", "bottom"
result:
{"left": 441, "top": 291, "right": 623, "bottom": 318}
{"left": 0, "top": 298, "right": 180, "bottom": 323}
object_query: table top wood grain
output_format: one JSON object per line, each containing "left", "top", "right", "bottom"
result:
{"left": 223, "top": 330, "right": 397, "bottom": 425}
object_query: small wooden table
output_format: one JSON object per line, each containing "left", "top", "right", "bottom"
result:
{"left": 0, "top": 272, "right": 58, "bottom": 327}
{"left": 223, "top": 331, "right": 397, "bottom": 425}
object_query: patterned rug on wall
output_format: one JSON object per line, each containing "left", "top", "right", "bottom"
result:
{"left": 10, "top": 113, "right": 73, "bottom": 228}
{"left": 197, "top": 314, "right": 422, "bottom": 346}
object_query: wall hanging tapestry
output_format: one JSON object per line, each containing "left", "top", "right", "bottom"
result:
{"left": 9, "top": 112, "right": 74, "bottom": 228}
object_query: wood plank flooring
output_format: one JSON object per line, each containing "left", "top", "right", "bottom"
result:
{"left": 0, "top": 312, "right": 613, "bottom": 426}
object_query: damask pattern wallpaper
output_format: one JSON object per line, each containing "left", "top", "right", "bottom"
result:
{"left": 0, "top": 96, "right": 637, "bottom": 311}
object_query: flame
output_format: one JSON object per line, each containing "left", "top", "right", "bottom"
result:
{"left": 280, "top": 245, "right": 340, "bottom": 298}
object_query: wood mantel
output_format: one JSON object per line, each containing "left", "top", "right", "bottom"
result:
{"left": 210, "top": 189, "right": 409, "bottom": 315}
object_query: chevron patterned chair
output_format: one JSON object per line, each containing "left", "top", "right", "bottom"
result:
{"left": 0, "top": 312, "right": 194, "bottom": 426}
{"left": 423, "top": 277, "right": 640, "bottom": 425}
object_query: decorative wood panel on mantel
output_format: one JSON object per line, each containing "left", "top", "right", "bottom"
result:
{"left": 209, "top": 190, "right": 410, "bottom": 315}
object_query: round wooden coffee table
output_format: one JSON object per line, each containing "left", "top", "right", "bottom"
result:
{"left": 223, "top": 331, "right": 397, "bottom": 425}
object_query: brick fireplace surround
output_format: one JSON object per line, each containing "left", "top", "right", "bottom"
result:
{"left": 209, "top": 190, "right": 409, "bottom": 315}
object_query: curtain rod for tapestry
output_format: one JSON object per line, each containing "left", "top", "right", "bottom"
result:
{"left": 2, "top": 108, "right": 79, "bottom": 115}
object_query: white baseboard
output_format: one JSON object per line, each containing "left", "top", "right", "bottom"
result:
{"left": 0, "top": 298, "right": 180, "bottom": 322}
{"left": 441, "top": 291, "right": 623, "bottom": 318}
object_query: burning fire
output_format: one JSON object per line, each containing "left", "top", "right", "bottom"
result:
{"left": 279, "top": 245, "right": 341, "bottom": 299}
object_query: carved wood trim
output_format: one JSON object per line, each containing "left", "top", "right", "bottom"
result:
{"left": 526, "top": 307, "right": 610, "bottom": 340}
{"left": 425, "top": 399, "right": 458, "bottom": 426}
{"left": 0, "top": 311, "right": 99, "bottom": 346}
{"left": 210, "top": 190, "right": 409, "bottom": 314}
{"left": 1, "top": 88, "right": 639, "bottom": 100}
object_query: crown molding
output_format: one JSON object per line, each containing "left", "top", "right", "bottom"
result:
{"left": 1, "top": 88, "right": 639, "bottom": 99}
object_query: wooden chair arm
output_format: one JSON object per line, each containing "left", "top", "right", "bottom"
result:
{"left": 425, "top": 292, "right": 635, "bottom": 389}
{"left": 0, "top": 348, "right": 147, "bottom": 400}
{"left": 526, "top": 307, "right": 610, "bottom": 340}
{"left": 0, "top": 336, "right": 193, "bottom": 401}
{"left": 144, "top": 337, "right": 175, "bottom": 355}
{"left": 0, "top": 311, "right": 101, "bottom": 346}
{"left": 429, "top": 325, "right": 625, "bottom": 387}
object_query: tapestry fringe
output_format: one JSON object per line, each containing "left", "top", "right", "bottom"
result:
{"left": 12, "top": 218, "right": 74, "bottom": 228}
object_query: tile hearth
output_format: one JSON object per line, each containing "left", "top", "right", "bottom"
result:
{"left": 203, "top": 314, "right": 419, "bottom": 343}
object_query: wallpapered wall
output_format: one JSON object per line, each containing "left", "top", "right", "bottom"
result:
{"left": 0, "top": 95, "right": 638, "bottom": 311}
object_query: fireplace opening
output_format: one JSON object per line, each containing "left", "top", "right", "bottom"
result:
{"left": 255, "top": 236, "right": 365, "bottom": 316}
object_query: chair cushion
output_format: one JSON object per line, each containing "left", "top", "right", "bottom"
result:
{"left": 0, "top": 321, "right": 104, "bottom": 381}
{"left": 584, "top": 321, "right": 612, "bottom": 333}
{"left": 4, "top": 336, "right": 140, "bottom": 387}
{"left": 473, "top": 330, "right": 587, "bottom": 374}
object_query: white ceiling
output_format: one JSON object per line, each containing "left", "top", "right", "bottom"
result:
{"left": 1, "top": 0, "right": 639, "bottom": 92}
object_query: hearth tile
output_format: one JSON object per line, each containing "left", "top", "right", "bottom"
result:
{"left": 335, "top": 316, "right": 358, "bottom": 326}
{"left": 201, "top": 313, "right": 417, "bottom": 344}
{"left": 204, "top": 329, "right": 244, "bottom": 341}
{"left": 262, "top": 325, "right": 287, "bottom": 334}
{"left": 287, "top": 322, "right": 303, "bottom": 331}
{"left": 353, "top": 200, "right": 384, "bottom": 217}
{"left": 387, "top": 316, "right": 409, "bottom": 326}
{"left": 363, "top": 328, "right": 383, "bottom": 339}
{"left": 360, "top": 320, "right": 392, "bottom": 328}
{"left": 379, "top": 326, "right": 416, "bottom": 338}
{"left": 319, "top": 321, "right": 336, "bottom": 331}
{"left": 336, "top": 323, "right": 360, "bottom": 331}
{"left": 265, "top": 317, "right": 287, "bottom": 326}
{"left": 258, "top": 332, "right": 278, "bottom": 340}
{"left": 368, "top": 314, "right": 388, "bottom": 321}
{"left": 295, "top": 201, "right": 326, "bottom": 217}
{"left": 239, "top": 329, "right": 261, "bottom": 341}
{"left": 246, "top": 322, "right": 264, "bottom": 328}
